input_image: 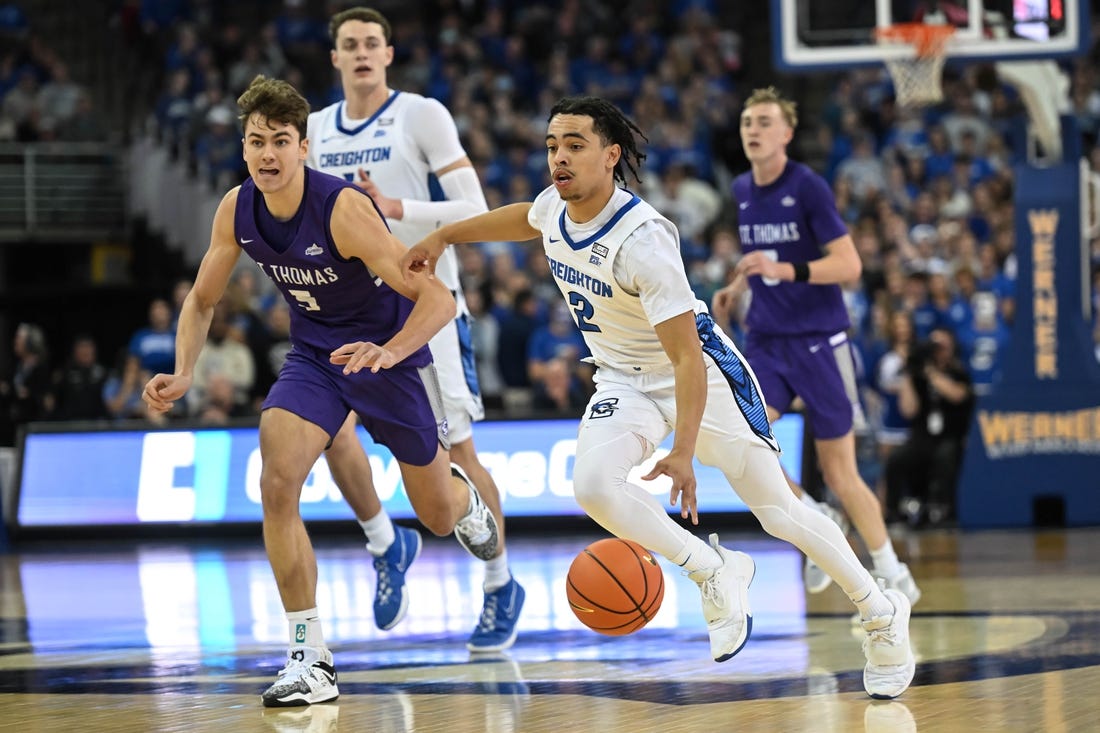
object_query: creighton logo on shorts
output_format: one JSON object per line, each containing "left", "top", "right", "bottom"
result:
{"left": 295, "top": 623, "right": 307, "bottom": 644}
{"left": 589, "top": 398, "right": 619, "bottom": 419}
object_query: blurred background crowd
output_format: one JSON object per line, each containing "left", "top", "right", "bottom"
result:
{"left": 2, "top": 0, "right": 1099, "bottom": 527}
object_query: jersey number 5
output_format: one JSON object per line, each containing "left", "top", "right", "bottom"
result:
{"left": 568, "top": 291, "right": 601, "bottom": 332}
{"left": 288, "top": 289, "right": 320, "bottom": 311}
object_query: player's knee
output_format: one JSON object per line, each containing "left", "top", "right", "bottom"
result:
{"left": 259, "top": 472, "right": 303, "bottom": 520}
{"left": 750, "top": 503, "right": 800, "bottom": 544}
{"left": 572, "top": 458, "right": 627, "bottom": 517}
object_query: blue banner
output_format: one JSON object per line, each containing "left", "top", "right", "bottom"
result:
{"left": 957, "top": 141, "right": 1100, "bottom": 527}
{"left": 16, "top": 416, "right": 804, "bottom": 528}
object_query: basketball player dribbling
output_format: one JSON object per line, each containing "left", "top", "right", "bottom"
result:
{"left": 404, "top": 95, "right": 916, "bottom": 699}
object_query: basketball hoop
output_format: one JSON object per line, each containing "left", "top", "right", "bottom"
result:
{"left": 875, "top": 23, "right": 956, "bottom": 107}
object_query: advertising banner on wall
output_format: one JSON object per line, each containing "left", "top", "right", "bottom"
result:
{"left": 14, "top": 416, "right": 804, "bottom": 529}
{"left": 957, "top": 151, "right": 1100, "bottom": 527}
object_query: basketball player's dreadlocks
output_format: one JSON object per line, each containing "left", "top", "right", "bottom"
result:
{"left": 549, "top": 96, "right": 648, "bottom": 186}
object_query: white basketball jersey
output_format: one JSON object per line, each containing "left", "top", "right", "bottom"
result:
{"left": 306, "top": 91, "right": 464, "bottom": 293}
{"left": 531, "top": 186, "right": 705, "bottom": 372}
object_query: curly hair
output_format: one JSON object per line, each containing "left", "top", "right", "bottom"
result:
{"left": 548, "top": 96, "right": 648, "bottom": 185}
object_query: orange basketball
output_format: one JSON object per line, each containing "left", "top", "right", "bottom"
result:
{"left": 566, "top": 538, "right": 665, "bottom": 635}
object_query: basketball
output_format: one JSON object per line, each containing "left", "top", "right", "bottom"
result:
{"left": 566, "top": 538, "right": 665, "bottom": 635}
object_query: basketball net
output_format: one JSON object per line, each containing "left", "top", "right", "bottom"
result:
{"left": 875, "top": 23, "right": 955, "bottom": 107}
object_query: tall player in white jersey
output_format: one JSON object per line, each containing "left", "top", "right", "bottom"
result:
{"left": 304, "top": 7, "right": 522, "bottom": 652}
{"left": 404, "top": 96, "right": 915, "bottom": 698}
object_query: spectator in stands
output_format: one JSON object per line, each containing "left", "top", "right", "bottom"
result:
{"left": 532, "top": 356, "right": 589, "bottom": 415}
{"left": 527, "top": 300, "right": 591, "bottom": 398}
{"left": 836, "top": 133, "right": 888, "bottom": 204}
{"left": 251, "top": 301, "right": 292, "bottom": 411}
{"left": 643, "top": 161, "right": 723, "bottom": 252}
{"left": 0, "top": 323, "right": 53, "bottom": 445}
{"left": 191, "top": 302, "right": 255, "bottom": 415}
{"left": 958, "top": 291, "right": 1011, "bottom": 398}
{"left": 52, "top": 333, "right": 108, "bottom": 421}
{"left": 58, "top": 90, "right": 107, "bottom": 142}
{"left": 2, "top": 68, "right": 39, "bottom": 141}
{"left": 196, "top": 372, "right": 253, "bottom": 424}
{"left": 128, "top": 297, "right": 176, "bottom": 376}
{"left": 227, "top": 40, "right": 279, "bottom": 96}
{"left": 103, "top": 346, "right": 149, "bottom": 422}
{"left": 496, "top": 288, "right": 540, "bottom": 396}
{"left": 868, "top": 309, "right": 914, "bottom": 517}
{"left": 35, "top": 60, "right": 82, "bottom": 129}
{"left": 193, "top": 104, "right": 244, "bottom": 189}
{"left": 464, "top": 287, "right": 504, "bottom": 410}
{"left": 927, "top": 259, "right": 971, "bottom": 335}
{"left": 153, "top": 67, "right": 193, "bottom": 156}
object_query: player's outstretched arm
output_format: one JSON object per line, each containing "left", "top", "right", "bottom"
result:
{"left": 402, "top": 202, "right": 540, "bottom": 280}
{"left": 328, "top": 188, "right": 455, "bottom": 372}
{"left": 143, "top": 189, "right": 243, "bottom": 414}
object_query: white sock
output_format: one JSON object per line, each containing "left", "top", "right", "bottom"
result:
{"left": 360, "top": 509, "right": 395, "bottom": 556}
{"left": 483, "top": 550, "right": 511, "bottom": 592}
{"left": 670, "top": 534, "right": 722, "bottom": 574}
{"left": 848, "top": 582, "right": 895, "bottom": 622}
{"left": 870, "top": 541, "right": 901, "bottom": 579}
{"left": 799, "top": 491, "right": 823, "bottom": 512}
{"left": 286, "top": 607, "right": 325, "bottom": 649}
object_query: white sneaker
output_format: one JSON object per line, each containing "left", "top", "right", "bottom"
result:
{"left": 803, "top": 503, "right": 849, "bottom": 594}
{"left": 261, "top": 647, "right": 340, "bottom": 707}
{"left": 452, "top": 464, "right": 499, "bottom": 561}
{"left": 687, "top": 533, "right": 755, "bottom": 662}
{"left": 851, "top": 563, "right": 922, "bottom": 626}
{"left": 862, "top": 588, "right": 916, "bottom": 699}
{"left": 882, "top": 563, "right": 921, "bottom": 606}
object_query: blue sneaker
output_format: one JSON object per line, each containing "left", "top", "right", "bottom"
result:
{"left": 467, "top": 577, "right": 525, "bottom": 652}
{"left": 371, "top": 525, "right": 422, "bottom": 631}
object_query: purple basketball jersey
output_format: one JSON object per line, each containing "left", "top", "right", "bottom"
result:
{"left": 235, "top": 168, "right": 443, "bottom": 461}
{"left": 732, "top": 161, "right": 850, "bottom": 336}
{"left": 234, "top": 168, "right": 430, "bottom": 366}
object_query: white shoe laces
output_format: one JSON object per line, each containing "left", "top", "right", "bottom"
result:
{"left": 477, "top": 594, "right": 499, "bottom": 631}
{"left": 863, "top": 615, "right": 899, "bottom": 654}
{"left": 374, "top": 557, "right": 395, "bottom": 603}
{"left": 457, "top": 496, "right": 492, "bottom": 544}
{"left": 698, "top": 569, "right": 727, "bottom": 610}
{"left": 275, "top": 656, "right": 310, "bottom": 683}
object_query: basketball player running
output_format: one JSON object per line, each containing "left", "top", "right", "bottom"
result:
{"left": 142, "top": 76, "right": 499, "bottom": 707}
{"left": 403, "top": 96, "right": 915, "bottom": 698}
{"left": 304, "top": 7, "right": 523, "bottom": 651}
{"left": 713, "top": 87, "right": 921, "bottom": 609}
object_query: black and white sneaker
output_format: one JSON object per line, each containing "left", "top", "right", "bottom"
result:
{"left": 451, "top": 463, "right": 499, "bottom": 561}
{"left": 261, "top": 646, "right": 339, "bottom": 708}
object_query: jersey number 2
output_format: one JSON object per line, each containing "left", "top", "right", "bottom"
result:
{"left": 568, "top": 291, "right": 601, "bottom": 332}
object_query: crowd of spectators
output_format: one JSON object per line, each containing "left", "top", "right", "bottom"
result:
{"left": 4, "top": 0, "right": 1100, "bottom": 527}
{"left": 0, "top": 4, "right": 108, "bottom": 143}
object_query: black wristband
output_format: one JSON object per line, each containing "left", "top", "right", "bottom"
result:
{"left": 793, "top": 262, "right": 811, "bottom": 282}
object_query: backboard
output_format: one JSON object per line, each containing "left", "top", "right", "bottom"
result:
{"left": 772, "top": 0, "right": 1089, "bottom": 71}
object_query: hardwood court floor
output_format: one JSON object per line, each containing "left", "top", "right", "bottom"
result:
{"left": 0, "top": 525, "right": 1096, "bottom": 732}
